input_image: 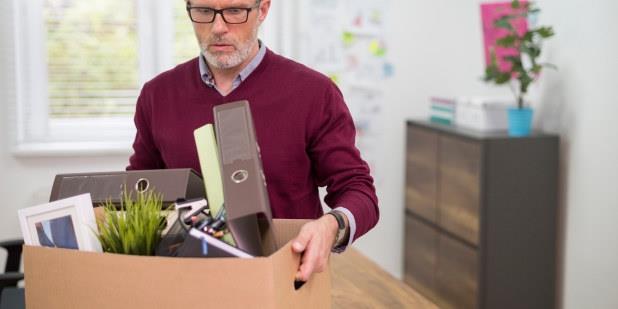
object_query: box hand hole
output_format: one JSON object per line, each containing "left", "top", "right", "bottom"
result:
{"left": 294, "top": 280, "right": 306, "bottom": 290}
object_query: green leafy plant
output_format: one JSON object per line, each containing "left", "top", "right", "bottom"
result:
{"left": 483, "top": 0, "right": 556, "bottom": 109}
{"left": 97, "top": 190, "right": 166, "bottom": 256}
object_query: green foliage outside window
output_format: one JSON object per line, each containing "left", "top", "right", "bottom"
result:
{"left": 45, "top": 0, "right": 138, "bottom": 118}
{"left": 45, "top": 0, "right": 198, "bottom": 118}
{"left": 175, "top": 0, "right": 200, "bottom": 65}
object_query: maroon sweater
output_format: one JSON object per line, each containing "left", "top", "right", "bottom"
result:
{"left": 127, "top": 49, "right": 379, "bottom": 241}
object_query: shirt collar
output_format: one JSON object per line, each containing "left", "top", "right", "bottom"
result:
{"left": 199, "top": 40, "right": 266, "bottom": 90}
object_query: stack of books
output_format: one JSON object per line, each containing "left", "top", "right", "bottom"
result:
{"left": 429, "top": 97, "right": 457, "bottom": 125}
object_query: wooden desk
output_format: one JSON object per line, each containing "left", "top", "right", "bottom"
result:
{"left": 331, "top": 248, "right": 438, "bottom": 308}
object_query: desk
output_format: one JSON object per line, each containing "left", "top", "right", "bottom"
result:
{"left": 331, "top": 248, "right": 438, "bottom": 308}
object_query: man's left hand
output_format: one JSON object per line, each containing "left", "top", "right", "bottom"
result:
{"left": 291, "top": 214, "right": 339, "bottom": 282}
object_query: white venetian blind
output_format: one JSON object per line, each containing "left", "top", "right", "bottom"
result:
{"left": 174, "top": 0, "right": 199, "bottom": 65}
{"left": 14, "top": 0, "right": 205, "bottom": 152}
{"left": 44, "top": 0, "right": 139, "bottom": 119}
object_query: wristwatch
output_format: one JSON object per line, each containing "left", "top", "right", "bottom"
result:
{"left": 327, "top": 210, "right": 347, "bottom": 249}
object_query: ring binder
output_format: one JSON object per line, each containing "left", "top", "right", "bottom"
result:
{"left": 214, "top": 100, "right": 277, "bottom": 256}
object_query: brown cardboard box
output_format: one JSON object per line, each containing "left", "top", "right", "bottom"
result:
{"left": 23, "top": 219, "right": 331, "bottom": 309}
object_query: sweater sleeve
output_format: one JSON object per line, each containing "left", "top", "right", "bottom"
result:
{"left": 126, "top": 83, "right": 165, "bottom": 171}
{"left": 307, "top": 82, "right": 380, "bottom": 242}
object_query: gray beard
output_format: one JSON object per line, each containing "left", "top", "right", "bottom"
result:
{"left": 201, "top": 27, "right": 259, "bottom": 70}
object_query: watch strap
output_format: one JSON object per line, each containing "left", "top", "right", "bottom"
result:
{"left": 327, "top": 211, "right": 346, "bottom": 248}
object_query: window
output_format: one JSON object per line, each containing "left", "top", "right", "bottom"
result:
{"left": 46, "top": 1, "right": 138, "bottom": 120}
{"left": 12, "top": 0, "right": 199, "bottom": 155}
{"left": 174, "top": 0, "right": 198, "bottom": 64}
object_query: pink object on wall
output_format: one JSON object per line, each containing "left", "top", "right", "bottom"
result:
{"left": 481, "top": 2, "right": 528, "bottom": 72}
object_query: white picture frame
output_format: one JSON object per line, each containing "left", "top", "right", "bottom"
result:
{"left": 18, "top": 193, "right": 102, "bottom": 252}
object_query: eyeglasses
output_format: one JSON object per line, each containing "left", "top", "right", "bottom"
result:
{"left": 186, "top": 2, "right": 260, "bottom": 24}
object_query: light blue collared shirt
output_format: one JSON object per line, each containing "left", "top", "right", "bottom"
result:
{"left": 198, "top": 40, "right": 267, "bottom": 95}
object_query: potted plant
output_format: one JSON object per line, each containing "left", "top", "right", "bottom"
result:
{"left": 483, "top": 0, "right": 555, "bottom": 136}
{"left": 96, "top": 190, "right": 167, "bottom": 256}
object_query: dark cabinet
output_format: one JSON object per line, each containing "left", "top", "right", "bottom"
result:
{"left": 404, "top": 214, "right": 438, "bottom": 301}
{"left": 404, "top": 120, "right": 558, "bottom": 309}
{"left": 405, "top": 127, "right": 439, "bottom": 223}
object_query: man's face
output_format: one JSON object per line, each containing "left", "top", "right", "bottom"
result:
{"left": 188, "top": 0, "right": 269, "bottom": 70}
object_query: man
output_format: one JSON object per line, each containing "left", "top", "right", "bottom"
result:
{"left": 127, "top": 0, "right": 379, "bottom": 282}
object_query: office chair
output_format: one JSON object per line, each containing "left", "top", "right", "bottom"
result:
{"left": 0, "top": 239, "right": 25, "bottom": 309}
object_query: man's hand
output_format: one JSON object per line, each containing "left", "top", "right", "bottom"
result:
{"left": 291, "top": 214, "right": 339, "bottom": 282}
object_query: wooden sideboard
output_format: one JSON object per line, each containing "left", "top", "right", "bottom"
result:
{"left": 404, "top": 120, "right": 559, "bottom": 309}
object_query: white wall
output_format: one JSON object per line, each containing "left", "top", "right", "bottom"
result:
{"left": 537, "top": 1, "right": 618, "bottom": 308}
{"left": 1, "top": 1, "right": 617, "bottom": 308}
{"left": 366, "top": 0, "right": 618, "bottom": 308}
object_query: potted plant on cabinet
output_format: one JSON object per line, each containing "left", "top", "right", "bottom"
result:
{"left": 483, "top": 0, "right": 555, "bottom": 136}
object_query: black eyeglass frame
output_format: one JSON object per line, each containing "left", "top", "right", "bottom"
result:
{"left": 186, "top": 3, "right": 260, "bottom": 24}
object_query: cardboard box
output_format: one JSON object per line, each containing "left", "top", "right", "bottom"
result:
{"left": 23, "top": 219, "right": 331, "bottom": 309}
{"left": 455, "top": 97, "right": 511, "bottom": 132}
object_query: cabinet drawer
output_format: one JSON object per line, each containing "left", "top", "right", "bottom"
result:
{"left": 403, "top": 214, "right": 438, "bottom": 301}
{"left": 439, "top": 135, "right": 481, "bottom": 245}
{"left": 405, "top": 127, "right": 439, "bottom": 223}
{"left": 435, "top": 234, "right": 479, "bottom": 309}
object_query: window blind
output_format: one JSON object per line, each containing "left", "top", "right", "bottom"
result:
{"left": 13, "top": 0, "right": 221, "bottom": 150}
{"left": 44, "top": 0, "right": 138, "bottom": 119}
{"left": 174, "top": 0, "right": 199, "bottom": 65}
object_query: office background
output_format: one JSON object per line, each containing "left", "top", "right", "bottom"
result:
{"left": 0, "top": 1, "right": 616, "bottom": 308}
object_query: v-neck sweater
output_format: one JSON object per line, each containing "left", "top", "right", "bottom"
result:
{"left": 127, "top": 49, "right": 379, "bottom": 241}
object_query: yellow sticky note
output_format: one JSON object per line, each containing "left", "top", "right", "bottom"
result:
{"left": 342, "top": 31, "right": 355, "bottom": 47}
{"left": 369, "top": 40, "right": 386, "bottom": 57}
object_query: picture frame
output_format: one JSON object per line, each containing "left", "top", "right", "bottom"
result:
{"left": 18, "top": 193, "right": 102, "bottom": 252}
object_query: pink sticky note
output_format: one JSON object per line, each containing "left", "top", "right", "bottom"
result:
{"left": 481, "top": 2, "right": 528, "bottom": 72}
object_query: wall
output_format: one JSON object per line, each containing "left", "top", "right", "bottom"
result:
{"left": 371, "top": 0, "right": 618, "bottom": 308}
{"left": 536, "top": 1, "right": 618, "bottom": 308}
{"left": 350, "top": 0, "right": 507, "bottom": 280}
{"left": 1, "top": 1, "right": 618, "bottom": 308}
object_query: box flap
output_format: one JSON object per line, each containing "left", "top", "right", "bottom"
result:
{"left": 271, "top": 219, "right": 309, "bottom": 248}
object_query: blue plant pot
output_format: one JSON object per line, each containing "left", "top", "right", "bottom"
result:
{"left": 508, "top": 107, "right": 533, "bottom": 137}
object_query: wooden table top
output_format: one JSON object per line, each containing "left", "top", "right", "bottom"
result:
{"left": 331, "top": 248, "right": 438, "bottom": 308}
